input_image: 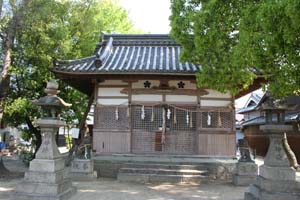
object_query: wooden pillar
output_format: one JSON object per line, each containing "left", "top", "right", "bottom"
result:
{"left": 127, "top": 81, "right": 133, "bottom": 153}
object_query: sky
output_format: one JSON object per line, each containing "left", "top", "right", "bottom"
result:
{"left": 118, "top": 0, "right": 262, "bottom": 111}
{"left": 119, "top": 0, "right": 171, "bottom": 34}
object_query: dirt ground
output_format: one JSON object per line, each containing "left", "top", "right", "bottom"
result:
{"left": 0, "top": 155, "right": 248, "bottom": 200}
{"left": 0, "top": 178, "right": 247, "bottom": 200}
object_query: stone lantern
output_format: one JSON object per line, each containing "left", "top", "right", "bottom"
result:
{"left": 33, "top": 80, "right": 71, "bottom": 119}
{"left": 245, "top": 95, "right": 300, "bottom": 200}
{"left": 32, "top": 80, "right": 72, "bottom": 160}
{"left": 15, "top": 80, "right": 76, "bottom": 200}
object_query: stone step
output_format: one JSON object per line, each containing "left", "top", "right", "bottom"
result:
{"left": 122, "top": 163, "right": 209, "bottom": 170}
{"left": 119, "top": 167, "right": 208, "bottom": 176}
{"left": 117, "top": 165, "right": 210, "bottom": 183}
{"left": 118, "top": 173, "right": 209, "bottom": 183}
{"left": 94, "top": 156, "right": 236, "bottom": 182}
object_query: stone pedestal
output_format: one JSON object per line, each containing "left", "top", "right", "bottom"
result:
{"left": 245, "top": 125, "right": 300, "bottom": 200}
{"left": 15, "top": 119, "right": 76, "bottom": 200}
{"left": 71, "top": 159, "right": 97, "bottom": 180}
{"left": 233, "top": 162, "right": 258, "bottom": 186}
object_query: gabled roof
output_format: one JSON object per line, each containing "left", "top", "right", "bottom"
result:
{"left": 237, "top": 92, "right": 265, "bottom": 114}
{"left": 51, "top": 34, "right": 201, "bottom": 75}
{"left": 50, "top": 34, "right": 266, "bottom": 96}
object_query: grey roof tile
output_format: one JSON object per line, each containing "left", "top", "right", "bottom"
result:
{"left": 52, "top": 34, "right": 201, "bottom": 75}
{"left": 242, "top": 112, "right": 300, "bottom": 127}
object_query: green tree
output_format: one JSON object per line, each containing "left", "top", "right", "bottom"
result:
{"left": 1, "top": 0, "right": 138, "bottom": 155}
{"left": 170, "top": 0, "right": 300, "bottom": 97}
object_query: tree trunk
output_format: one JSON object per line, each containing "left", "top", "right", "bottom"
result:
{"left": 0, "top": 0, "right": 17, "bottom": 127}
{"left": 0, "top": 34, "right": 13, "bottom": 127}
{"left": 25, "top": 117, "right": 41, "bottom": 158}
{"left": 66, "top": 92, "right": 94, "bottom": 166}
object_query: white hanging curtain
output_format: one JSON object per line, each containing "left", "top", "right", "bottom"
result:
{"left": 151, "top": 106, "right": 154, "bottom": 122}
{"left": 115, "top": 107, "right": 119, "bottom": 120}
{"left": 161, "top": 107, "right": 166, "bottom": 144}
{"left": 141, "top": 105, "right": 145, "bottom": 120}
{"left": 207, "top": 112, "right": 211, "bottom": 126}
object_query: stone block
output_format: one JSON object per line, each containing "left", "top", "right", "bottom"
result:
{"left": 118, "top": 173, "right": 150, "bottom": 183}
{"left": 259, "top": 190, "right": 300, "bottom": 200}
{"left": 71, "top": 171, "right": 98, "bottom": 181}
{"left": 245, "top": 180, "right": 300, "bottom": 200}
{"left": 29, "top": 158, "right": 65, "bottom": 172}
{"left": 15, "top": 187, "right": 76, "bottom": 200}
{"left": 244, "top": 192, "right": 258, "bottom": 200}
{"left": 95, "top": 162, "right": 121, "bottom": 178}
{"left": 233, "top": 175, "right": 256, "bottom": 186}
{"left": 16, "top": 180, "right": 72, "bottom": 195}
{"left": 236, "top": 162, "right": 258, "bottom": 176}
{"left": 259, "top": 165, "right": 296, "bottom": 181}
{"left": 256, "top": 175, "right": 300, "bottom": 193}
{"left": 24, "top": 170, "right": 64, "bottom": 183}
{"left": 248, "top": 184, "right": 260, "bottom": 199}
{"left": 71, "top": 159, "right": 94, "bottom": 173}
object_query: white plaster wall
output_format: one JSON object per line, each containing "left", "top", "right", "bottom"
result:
{"left": 132, "top": 80, "right": 160, "bottom": 88}
{"left": 169, "top": 80, "right": 197, "bottom": 89}
{"left": 201, "top": 100, "right": 231, "bottom": 107}
{"left": 98, "top": 88, "right": 127, "bottom": 97}
{"left": 166, "top": 95, "right": 197, "bottom": 103}
{"left": 202, "top": 89, "right": 231, "bottom": 98}
{"left": 132, "top": 94, "right": 162, "bottom": 102}
{"left": 98, "top": 80, "right": 126, "bottom": 85}
{"left": 97, "top": 99, "right": 128, "bottom": 105}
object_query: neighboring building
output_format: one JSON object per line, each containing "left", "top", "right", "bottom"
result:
{"left": 238, "top": 93, "right": 300, "bottom": 159}
{"left": 51, "top": 34, "right": 261, "bottom": 157}
{"left": 237, "top": 93, "right": 264, "bottom": 121}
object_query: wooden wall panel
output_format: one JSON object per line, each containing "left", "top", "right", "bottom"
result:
{"left": 200, "top": 100, "right": 231, "bottom": 107}
{"left": 202, "top": 89, "right": 231, "bottom": 98}
{"left": 132, "top": 130, "right": 195, "bottom": 154}
{"left": 93, "top": 129, "right": 130, "bottom": 154}
{"left": 198, "top": 133, "right": 236, "bottom": 156}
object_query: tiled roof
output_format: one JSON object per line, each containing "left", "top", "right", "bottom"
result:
{"left": 236, "top": 105, "right": 257, "bottom": 114}
{"left": 51, "top": 34, "right": 201, "bottom": 75}
{"left": 242, "top": 112, "right": 300, "bottom": 127}
{"left": 237, "top": 93, "right": 265, "bottom": 114}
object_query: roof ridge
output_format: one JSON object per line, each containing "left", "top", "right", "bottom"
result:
{"left": 102, "top": 33, "right": 171, "bottom": 39}
{"left": 53, "top": 55, "right": 95, "bottom": 66}
{"left": 99, "top": 34, "right": 180, "bottom": 47}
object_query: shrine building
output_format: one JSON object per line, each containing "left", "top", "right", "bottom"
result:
{"left": 51, "top": 34, "right": 253, "bottom": 157}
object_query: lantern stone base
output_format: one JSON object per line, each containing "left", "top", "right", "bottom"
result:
{"left": 15, "top": 157, "right": 76, "bottom": 200}
{"left": 245, "top": 167, "right": 300, "bottom": 200}
{"left": 244, "top": 125, "right": 300, "bottom": 200}
{"left": 233, "top": 162, "right": 258, "bottom": 186}
{"left": 14, "top": 158, "right": 76, "bottom": 200}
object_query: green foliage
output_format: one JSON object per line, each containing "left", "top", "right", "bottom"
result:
{"left": 20, "top": 128, "right": 32, "bottom": 142}
{"left": 170, "top": 0, "right": 300, "bottom": 97}
{"left": 2, "top": 0, "right": 138, "bottom": 143}
{"left": 4, "top": 98, "right": 39, "bottom": 127}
